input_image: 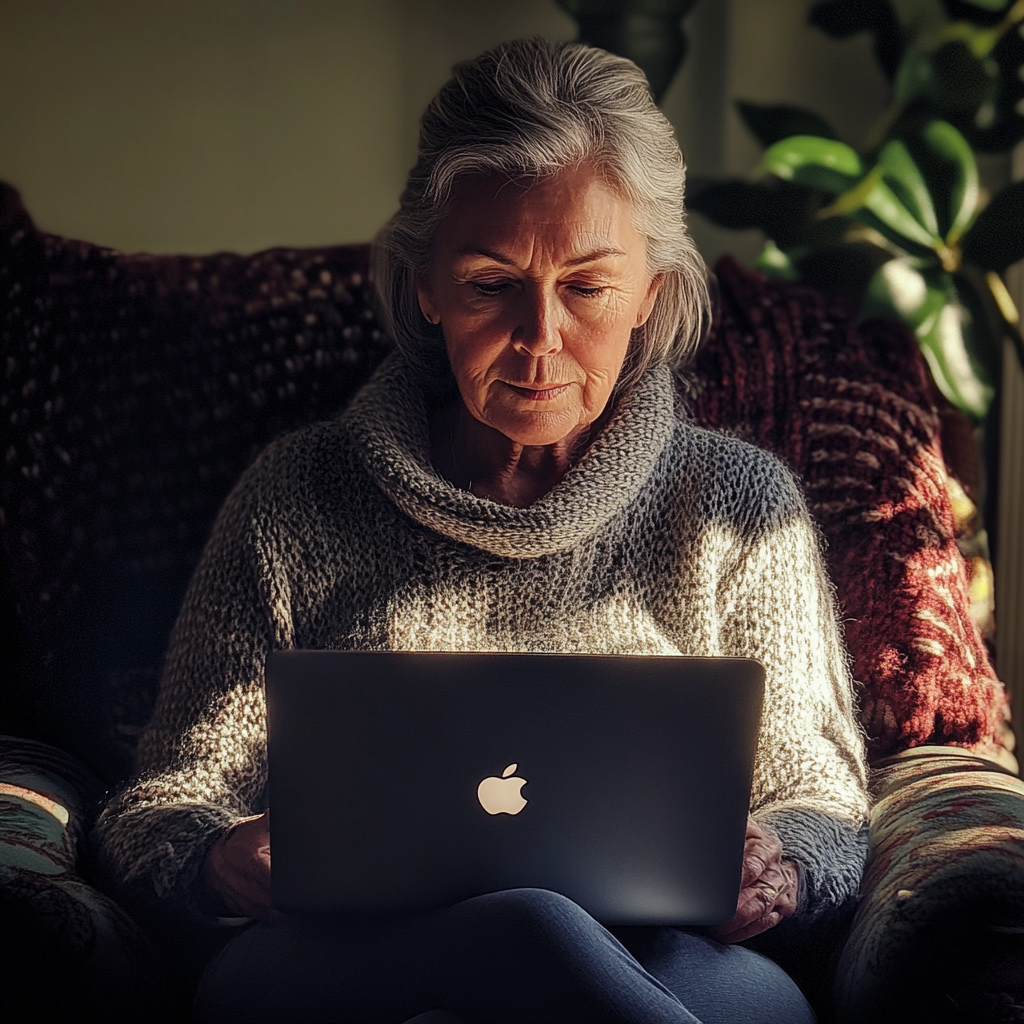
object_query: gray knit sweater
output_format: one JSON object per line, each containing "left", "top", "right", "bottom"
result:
{"left": 94, "top": 353, "right": 870, "bottom": 919}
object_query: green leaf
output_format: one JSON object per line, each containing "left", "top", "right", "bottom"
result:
{"left": 862, "top": 259, "right": 995, "bottom": 418}
{"left": 794, "top": 241, "right": 895, "bottom": 295}
{"left": 957, "top": 12, "right": 1024, "bottom": 152}
{"left": 896, "top": 39, "right": 998, "bottom": 110}
{"left": 892, "top": 118, "right": 980, "bottom": 239}
{"left": 961, "top": 179, "right": 1024, "bottom": 271}
{"left": 921, "top": 121, "right": 979, "bottom": 243}
{"left": 850, "top": 177, "right": 942, "bottom": 248}
{"left": 889, "top": 0, "right": 948, "bottom": 36}
{"left": 953, "top": 269, "right": 1004, "bottom": 386}
{"left": 895, "top": 48, "right": 934, "bottom": 105}
{"left": 686, "top": 178, "right": 848, "bottom": 249}
{"left": 956, "top": 0, "right": 1012, "bottom": 12}
{"left": 735, "top": 101, "right": 838, "bottom": 148}
{"left": 917, "top": 293, "right": 995, "bottom": 420}
{"left": 862, "top": 257, "right": 947, "bottom": 328}
{"left": 758, "top": 136, "right": 863, "bottom": 194}
{"left": 876, "top": 139, "right": 940, "bottom": 235}
{"left": 808, "top": 0, "right": 905, "bottom": 80}
{"left": 753, "top": 240, "right": 800, "bottom": 280}
{"left": 819, "top": 166, "right": 887, "bottom": 217}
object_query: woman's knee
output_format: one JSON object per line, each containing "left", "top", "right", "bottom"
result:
{"left": 467, "top": 887, "right": 593, "bottom": 931}
{"left": 458, "top": 888, "right": 607, "bottom": 956}
{"left": 624, "top": 928, "right": 816, "bottom": 1024}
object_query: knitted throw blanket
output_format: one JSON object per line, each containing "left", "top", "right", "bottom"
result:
{"left": 691, "top": 259, "right": 1008, "bottom": 763}
{"left": 94, "top": 352, "right": 869, "bottom": 919}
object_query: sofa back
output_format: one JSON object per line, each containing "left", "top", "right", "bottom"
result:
{"left": 1, "top": 184, "right": 388, "bottom": 780}
{"left": 0, "top": 182, "right": 1008, "bottom": 784}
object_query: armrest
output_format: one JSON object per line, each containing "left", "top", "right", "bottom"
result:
{"left": 0, "top": 735, "right": 160, "bottom": 1020}
{"left": 834, "top": 747, "right": 1024, "bottom": 1023}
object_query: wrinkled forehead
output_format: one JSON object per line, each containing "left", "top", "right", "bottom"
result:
{"left": 430, "top": 163, "right": 647, "bottom": 264}
{"left": 437, "top": 161, "right": 631, "bottom": 213}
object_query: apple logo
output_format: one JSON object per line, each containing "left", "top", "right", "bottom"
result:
{"left": 476, "top": 763, "right": 528, "bottom": 816}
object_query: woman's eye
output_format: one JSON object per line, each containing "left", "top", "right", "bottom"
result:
{"left": 471, "top": 281, "right": 509, "bottom": 296}
{"left": 570, "top": 285, "right": 605, "bottom": 298}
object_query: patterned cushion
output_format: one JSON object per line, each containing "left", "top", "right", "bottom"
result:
{"left": 0, "top": 736, "right": 157, "bottom": 1021}
{"left": 834, "top": 747, "right": 1024, "bottom": 1023}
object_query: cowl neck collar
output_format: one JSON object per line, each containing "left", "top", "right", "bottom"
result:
{"left": 342, "top": 352, "right": 677, "bottom": 559}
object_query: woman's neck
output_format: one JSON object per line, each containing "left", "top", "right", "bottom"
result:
{"left": 429, "top": 400, "right": 607, "bottom": 508}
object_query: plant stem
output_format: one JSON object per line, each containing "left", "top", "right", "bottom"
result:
{"left": 986, "top": 271, "right": 1024, "bottom": 373}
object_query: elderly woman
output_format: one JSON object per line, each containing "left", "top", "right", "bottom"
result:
{"left": 95, "top": 38, "right": 869, "bottom": 1024}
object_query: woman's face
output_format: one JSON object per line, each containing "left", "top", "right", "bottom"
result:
{"left": 417, "top": 164, "right": 662, "bottom": 449}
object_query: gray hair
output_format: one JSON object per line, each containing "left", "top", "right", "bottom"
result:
{"left": 371, "top": 37, "right": 709, "bottom": 393}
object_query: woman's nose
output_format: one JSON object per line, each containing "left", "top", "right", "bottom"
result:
{"left": 511, "top": 291, "right": 562, "bottom": 357}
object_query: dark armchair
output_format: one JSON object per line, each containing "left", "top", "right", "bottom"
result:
{"left": 2, "top": 180, "right": 1023, "bottom": 1023}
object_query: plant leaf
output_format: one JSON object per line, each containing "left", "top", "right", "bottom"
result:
{"left": 961, "top": 179, "right": 1024, "bottom": 271}
{"left": 956, "top": 0, "right": 1013, "bottom": 11}
{"left": 753, "top": 240, "right": 800, "bottom": 280}
{"left": 851, "top": 177, "right": 942, "bottom": 248}
{"left": 862, "top": 257, "right": 946, "bottom": 328}
{"left": 876, "top": 138, "right": 940, "bottom": 235}
{"left": 953, "top": 269, "right": 1004, "bottom": 386}
{"left": 794, "top": 241, "right": 895, "bottom": 295}
{"left": 819, "top": 166, "right": 887, "bottom": 217}
{"left": 863, "top": 259, "right": 995, "bottom": 418}
{"left": 921, "top": 120, "right": 979, "bottom": 243}
{"left": 896, "top": 39, "right": 998, "bottom": 113}
{"left": 916, "top": 295, "right": 995, "bottom": 420}
{"left": 686, "top": 178, "right": 846, "bottom": 248}
{"left": 736, "top": 101, "right": 837, "bottom": 148}
{"left": 759, "top": 136, "right": 863, "bottom": 194}
{"left": 808, "top": 0, "right": 906, "bottom": 79}
{"left": 956, "top": 10, "right": 1024, "bottom": 151}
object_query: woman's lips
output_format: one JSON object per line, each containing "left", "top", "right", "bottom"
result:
{"left": 504, "top": 382, "right": 572, "bottom": 401}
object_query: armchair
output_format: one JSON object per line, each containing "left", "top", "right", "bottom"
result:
{"left": 2, "top": 180, "right": 1022, "bottom": 1023}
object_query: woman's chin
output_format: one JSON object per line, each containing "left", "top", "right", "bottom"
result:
{"left": 487, "top": 410, "right": 587, "bottom": 449}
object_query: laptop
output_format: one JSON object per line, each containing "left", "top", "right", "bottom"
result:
{"left": 265, "top": 650, "right": 763, "bottom": 925}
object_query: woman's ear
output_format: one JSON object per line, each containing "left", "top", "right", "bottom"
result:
{"left": 416, "top": 276, "right": 440, "bottom": 325}
{"left": 635, "top": 273, "right": 664, "bottom": 328}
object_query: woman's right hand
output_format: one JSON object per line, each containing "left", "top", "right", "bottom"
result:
{"left": 202, "top": 809, "right": 275, "bottom": 922}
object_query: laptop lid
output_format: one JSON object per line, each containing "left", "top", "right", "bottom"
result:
{"left": 266, "top": 650, "right": 763, "bottom": 926}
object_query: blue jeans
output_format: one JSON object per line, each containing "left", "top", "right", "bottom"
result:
{"left": 194, "top": 888, "right": 816, "bottom": 1024}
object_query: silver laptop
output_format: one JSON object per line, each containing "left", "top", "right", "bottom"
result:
{"left": 265, "top": 650, "right": 763, "bottom": 925}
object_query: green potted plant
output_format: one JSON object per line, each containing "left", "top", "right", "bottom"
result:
{"left": 687, "top": 0, "right": 1024, "bottom": 426}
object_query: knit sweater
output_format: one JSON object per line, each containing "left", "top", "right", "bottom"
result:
{"left": 93, "top": 352, "right": 870, "bottom": 920}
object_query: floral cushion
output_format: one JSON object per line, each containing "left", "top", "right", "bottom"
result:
{"left": 834, "top": 747, "right": 1024, "bottom": 1023}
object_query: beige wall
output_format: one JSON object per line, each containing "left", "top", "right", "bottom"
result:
{"left": 0, "top": 0, "right": 575, "bottom": 252}
{"left": 1, "top": 0, "right": 888, "bottom": 259}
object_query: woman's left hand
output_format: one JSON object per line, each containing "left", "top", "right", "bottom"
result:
{"left": 707, "top": 817, "right": 801, "bottom": 943}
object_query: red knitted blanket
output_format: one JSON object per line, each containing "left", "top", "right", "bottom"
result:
{"left": 692, "top": 258, "right": 1008, "bottom": 762}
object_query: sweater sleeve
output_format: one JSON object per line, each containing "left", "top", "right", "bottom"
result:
{"left": 717, "top": 454, "right": 871, "bottom": 918}
{"left": 92, "top": 450, "right": 293, "bottom": 918}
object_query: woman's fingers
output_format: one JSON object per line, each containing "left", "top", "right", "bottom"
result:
{"left": 731, "top": 864, "right": 787, "bottom": 927}
{"left": 708, "top": 826, "right": 802, "bottom": 943}
{"left": 203, "top": 810, "right": 275, "bottom": 921}
{"left": 738, "top": 818, "right": 784, "bottom": 889}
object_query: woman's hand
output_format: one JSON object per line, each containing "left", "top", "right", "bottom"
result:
{"left": 707, "top": 817, "right": 800, "bottom": 944}
{"left": 202, "top": 809, "right": 275, "bottom": 922}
